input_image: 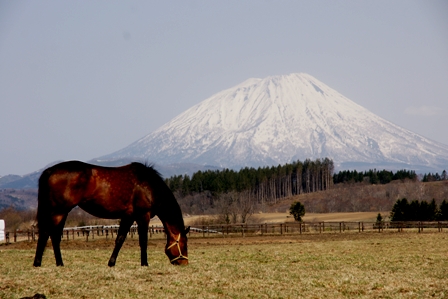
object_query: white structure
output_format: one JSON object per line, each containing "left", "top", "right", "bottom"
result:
{"left": 0, "top": 219, "right": 5, "bottom": 242}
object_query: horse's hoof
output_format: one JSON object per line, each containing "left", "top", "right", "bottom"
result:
{"left": 141, "top": 263, "right": 148, "bottom": 266}
{"left": 108, "top": 261, "right": 116, "bottom": 267}
{"left": 20, "top": 293, "right": 47, "bottom": 299}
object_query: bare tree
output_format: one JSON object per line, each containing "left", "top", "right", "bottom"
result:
{"left": 237, "top": 190, "right": 256, "bottom": 223}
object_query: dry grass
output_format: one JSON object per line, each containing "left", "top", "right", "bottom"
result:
{"left": 183, "top": 211, "right": 384, "bottom": 226}
{"left": 269, "top": 180, "right": 448, "bottom": 214}
{"left": 1, "top": 231, "right": 448, "bottom": 298}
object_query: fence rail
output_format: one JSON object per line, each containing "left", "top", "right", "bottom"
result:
{"left": 2, "top": 221, "right": 448, "bottom": 244}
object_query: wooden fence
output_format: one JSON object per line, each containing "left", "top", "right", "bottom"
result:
{"left": 2, "top": 221, "right": 448, "bottom": 244}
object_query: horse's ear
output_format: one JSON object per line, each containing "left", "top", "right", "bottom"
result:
{"left": 185, "top": 226, "right": 190, "bottom": 234}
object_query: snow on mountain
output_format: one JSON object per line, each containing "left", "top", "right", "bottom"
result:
{"left": 98, "top": 73, "right": 448, "bottom": 172}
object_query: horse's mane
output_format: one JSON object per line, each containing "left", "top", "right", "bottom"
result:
{"left": 130, "top": 162, "right": 185, "bottom": 229}
{"left": 131, "top": 162, "right": 163, "bottom": 181}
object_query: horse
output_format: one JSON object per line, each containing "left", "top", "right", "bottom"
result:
{"left": 33, "top": 161, "right": 189, "bottom": 267}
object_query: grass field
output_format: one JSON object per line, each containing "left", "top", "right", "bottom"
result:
{"left": 1, "top": 231, "right": 448, "bottom": 299}
{"left": 182, "top": 211, "right": 384, "bottom": 226}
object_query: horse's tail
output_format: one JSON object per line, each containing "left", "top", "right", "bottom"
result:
{"left": 36, "top": 168, "right": 53, "bottom": 234}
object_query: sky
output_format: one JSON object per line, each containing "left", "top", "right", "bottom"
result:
{"left": 0, "top": 1, "right": 447, "bottom": 176}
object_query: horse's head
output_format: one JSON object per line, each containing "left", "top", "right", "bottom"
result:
{"left": 165, "top": 226, "right": 190, "bottom": 265}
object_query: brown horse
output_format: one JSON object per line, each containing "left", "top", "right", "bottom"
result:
{"left": 33, "top": 161, "right": 189, "bottom": 267}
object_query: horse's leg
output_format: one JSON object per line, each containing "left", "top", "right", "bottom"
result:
{"left": 33, "top": 213, "right": 67, "bottom": 267}
{"left": 33, "top": 231, "right": 50, "bottom": 267}
{"left": 50, "top": 214, "right": 68, "bottom": 266}
{"left": 108, "top": 218, "right": 133, "bottom": 267}
{"left": 137, "top": 213, "right": 150, "bottom": 266}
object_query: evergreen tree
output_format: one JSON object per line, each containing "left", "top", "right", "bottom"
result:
{"left": 376, "top": 213, "right": 384, "bottom": 223}
{"left": 390, "top": 198, "right": 409, "bottom": 221}
{"left": 439, "top": 200, "right": 448, "bottom": 221}
{"left": 289, "top": 201, "right": 305, "bottom": 221}
{"left": 408, "top": 200, "right": 420, "bottom": 221}
{"left": 426, "top": 199, "right": 438, "bottom": 221}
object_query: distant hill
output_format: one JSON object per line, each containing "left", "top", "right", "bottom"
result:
{"left": 96, "top": 73, "right": 448, "bottom": 173}
{"left": 0, "top": 189, "right": 38, "bottom": 210}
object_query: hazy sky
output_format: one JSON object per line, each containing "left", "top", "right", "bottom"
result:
{"left": 1, "top": 1, "right": 447, "bottom": 176}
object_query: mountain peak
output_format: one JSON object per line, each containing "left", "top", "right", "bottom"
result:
{"left": 99, "top": 73, "right": 448, "bottom": 172}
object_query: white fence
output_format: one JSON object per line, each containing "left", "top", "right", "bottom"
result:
{"left": 0, "top": 219, "right": 4, "bottom": 241}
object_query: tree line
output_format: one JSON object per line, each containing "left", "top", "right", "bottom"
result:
{"left": 332, "top": 169, "right": 417, "bottom": 185}
{"left": 165, "top": 159, "right": 448, "bottom": 220}
{"left": 422, "top": 170, "right": 448, "bottom": 182}
{"left": 167, "top": 164, "right": 420, "bottom": 199}
{"left": 165, "top": 158, "right": 335, "bottom": 205}
{"left": 390, "top": 198, "right": 448, "bottom": 222}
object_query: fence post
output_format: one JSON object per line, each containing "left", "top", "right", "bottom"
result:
{"left": 242, "top": 225, "right": 245, "bottom": 237}
{"left": 280, "top": 224, "right": 283, "bottom": 235}
{"left": 339, "top": 222, "right": 342, "bottom": 233}
{"left": 14, "top": 231, "right": 17, "bottom": 242}
{"left": 299, "top": 223, "right": 302, "bottom": 234}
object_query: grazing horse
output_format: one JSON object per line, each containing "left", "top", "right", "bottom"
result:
{"left": 33, "top": 161, "right": 189, "bottom": 267}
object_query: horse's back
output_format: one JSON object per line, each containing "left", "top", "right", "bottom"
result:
{"left": 39, "top": 161, "right": 156, "bottom": 218}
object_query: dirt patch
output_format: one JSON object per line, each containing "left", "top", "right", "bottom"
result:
{"left": 3, "top": 231, "right": 397, "bottom": 250}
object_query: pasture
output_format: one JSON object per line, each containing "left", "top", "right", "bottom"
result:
{"left": 1, "top": 231, "right": 448, "bottom": 298}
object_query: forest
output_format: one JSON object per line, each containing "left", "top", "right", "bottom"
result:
{"left": 422, "top": 171, "right": 448, "bottom": 182}
{"left": 332, "top": 169, "right": 417, "bottom": 184}
{"left": 165, "top": 158, "right": 335, "bottom": 206}
{"left": 165, "top": 159, "right": 426, "bottom": 203}
{"left": 163, "top": 158, "right": 446, "bottom": 222}
{"left": 390, "top": 198, "right": 448, "bottom": 221}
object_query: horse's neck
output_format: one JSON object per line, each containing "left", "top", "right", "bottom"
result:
{"left": 157, "top": 209, "right": 184, "bottom": 238}
{"left": 153, "top": 190, "right": 184, "bottom": 238}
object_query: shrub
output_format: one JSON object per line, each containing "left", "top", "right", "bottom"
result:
{"left": 289, "top": 201, "right": 305, "bottom": 221}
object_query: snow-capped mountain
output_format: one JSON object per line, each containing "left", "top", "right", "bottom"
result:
{"left": 98, "top": 73, "right": 448, "bottom": 172}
